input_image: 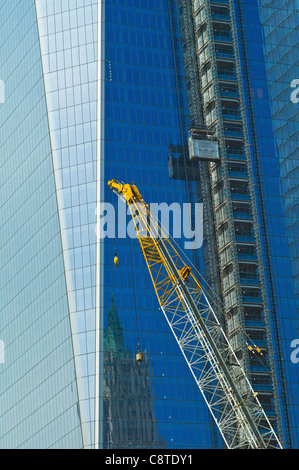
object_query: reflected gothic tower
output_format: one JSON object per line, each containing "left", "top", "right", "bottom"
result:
{"left": 102, "top": 294, "right": 165, "bottom": 449}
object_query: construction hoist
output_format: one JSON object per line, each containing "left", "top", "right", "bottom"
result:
{"left": 108, "top": 179, "right": 283, "bottom": 450}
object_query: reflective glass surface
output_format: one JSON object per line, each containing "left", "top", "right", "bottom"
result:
{"left": 101, "top": 0, "right": 218, "bottom": 449}
{"left": 0, "top": 0, "right": 83, "bottom": 448}
{"left": 35, "top": 0, "right": 98, "bottom": 448}
{"left": 1, "top": 0, "right": 298, "bottom": 450}
{"left": 235, "top": 0, "right": 299, "bottom": 447}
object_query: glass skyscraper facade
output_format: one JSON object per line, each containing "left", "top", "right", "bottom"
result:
{"left": 0, "top": 0, "right": 298, "bottom": 449}
{"left": 0, "top": 1, "right": 84, "bottom": 448}
{"left": 234, "top": 0, "right": 299, "bottom": 447}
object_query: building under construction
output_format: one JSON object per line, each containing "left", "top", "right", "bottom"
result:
{"left": 0, "top": 0, "right": 298, "bottom": 449}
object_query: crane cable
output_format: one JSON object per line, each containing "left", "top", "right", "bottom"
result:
{"left": 112, "top": 210, "right": 143, "bottom": 366}
{"left": 127, "top": 230, "right": 143, "bottom": 366}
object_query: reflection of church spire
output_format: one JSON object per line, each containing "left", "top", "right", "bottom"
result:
{"left": 102, "top": 293, "right": 165, "bottom": 448}
{"left": 104, "top": 293, "right": 128, "bottom": 355}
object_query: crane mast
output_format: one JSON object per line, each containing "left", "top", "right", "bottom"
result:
{"left": 108, "top": 179, "right": 283, "bottom": 450}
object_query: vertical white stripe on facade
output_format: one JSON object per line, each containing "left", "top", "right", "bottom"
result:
{"left": 95, "top": 0, "right": 105, "bottom": 450}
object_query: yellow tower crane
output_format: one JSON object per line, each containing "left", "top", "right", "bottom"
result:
{"left": 108, "top": 179, "right": 283, "bottom": 450}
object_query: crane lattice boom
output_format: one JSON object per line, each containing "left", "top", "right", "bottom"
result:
{"left": 108, "top": 179, "right": 283, "bottom": 449}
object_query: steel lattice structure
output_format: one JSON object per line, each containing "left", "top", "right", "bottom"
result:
{"left": 108, "top": 180, "right": 283, "bottom": 449}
